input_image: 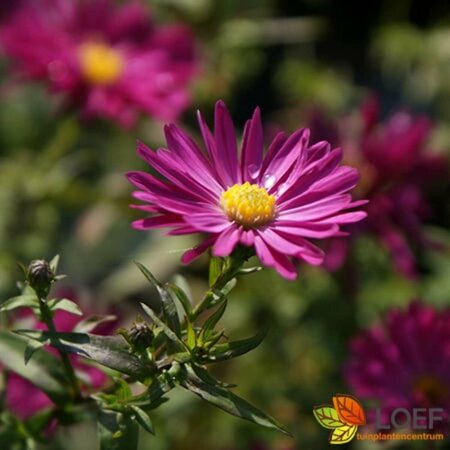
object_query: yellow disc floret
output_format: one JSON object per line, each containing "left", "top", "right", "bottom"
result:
{"left": 78, "top": 42, "right": 123, "bottom": 86}
{"left": 221, "top": 182, "right": 276, "bottom": 228}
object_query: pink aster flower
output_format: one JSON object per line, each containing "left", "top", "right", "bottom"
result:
{"left": 309, "top": 96, "right": 447, "bottom": 277}
{"left": 0, "top": 0, "right": 199, "bottom": 127}
{"left": 127, "top": 100, "right": 367, "bottom": 280}
{"left": 345, "top": 302, "right": 450, "bottom": 430}
{"left": 3, "top": 292, "right": 118, "bottom": 420}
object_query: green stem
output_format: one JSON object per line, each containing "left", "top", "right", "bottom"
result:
{"left": 190, "top": 247, "right": 254, "bottom": 321}
{"left": 38, "top": 297, "right": 81, "bottom": 400}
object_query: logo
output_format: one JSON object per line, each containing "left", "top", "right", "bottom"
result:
{"left": 314, "top": 394, "right": 445, "bottom": 444}
{"left": 313, "top": 394, "right": 366, "bottom": 444}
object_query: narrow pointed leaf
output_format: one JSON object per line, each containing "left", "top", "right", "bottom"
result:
{"left": 135, "top": 262, "right": 181, "bottom": 337}
{"left": 140, "top": 303, "right": 185, "bottom": 350}
{"left": 181, "top": 365, "right": 291, "bottom": 436}
{"left": 203, "top": 329, "right": 267, "bottom": 362}
{"left": 167, "top": 284, "right": 191, "bottom": 317}
{"left": 129, "top": 405, "right": 154, "bottom": 434}
{"left": 47, "top": 298, "right": 82, "bottom": 316}
{"left": 24, "top": 339, "right": 45, "bottom": 364}
{"left": 49, "top": 255, "right": 60, "bottom": 273}
{"left": 201, "top": 300, "right": 227, "bottom": 340}
{"left": 130, "top": 373, "right": 175, "bottom": 409}
{"left": 186, "top": 320, "right": 196, "bottom": 349}
{"left": 209, "top": 257, "right": 223, "bottom": 286}
{"left": 74, "top": 315, "right": 117, "bottom": 333}
{"left": 15, "top": 330, "right": 149, "bottom": 379}
{"left": 0, "top": 294, "right": 38, "bottom": 312}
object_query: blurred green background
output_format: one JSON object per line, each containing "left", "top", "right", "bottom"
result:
{"left": 1, "top": 0, "right": 450, "bottom": 449}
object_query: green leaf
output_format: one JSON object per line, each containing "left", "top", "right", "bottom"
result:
{"left": 129, "top": 405, "right": 154, "bottom": 434}
{"left": 47, "top": 298, "right": 82, "bottom": 316}
{"left": 166, "top": 283, "right": 191, "bottom": 317}
{"left": 236, "top": 266, "right": 263, "bottom": 276}
{"left": 98, "top": 410, "right": 139, "bottom": 450}
{"left": 15, "top": 330, "right": 150, "bottom": 379}
{"left": 186, "top": 320, "right": 196, "bottom": 349}
{"left": 74, "top": 315, "right": 117, "bottom": 333}
{"left": 181, "top": 365, "right": 291, "bottom": 436}
{"left": 201, "top": 300, "right": 227, "bottom": 341}
{"left": 113, "top": 377, "right": 132, "bottom": 401}
{"left": 129, "top": 373, "right": 175, "bottom": 410}
{"left": 0, "top": 294, "right": 38, "bottom": 312}
{"left": 140, "top": 303, "right": 185, "bottom": 350}
{"left": 204, "top": 329, "right": 267, "bottom": 362}
{"left": 49, "top": 255, "right": 60, "bottom": 273}
{"left": 210, "top": 278, "right": 236, "bottom": 305}
{"left": 313, "top": 406, "right": 344, "bottom": 429}
{"left": 172, "top": 275, "right": 193, "bottom": 302}
{"left": 0, "top": 331, "right": 69, "bottom": 404}
{"left": 24, "top": 340, "right": 45, "bottom": 364}
{"left": 209, "top": 257, "right": 223, "bottom": 287}
{"left": 135, "top": 262, "right": 181, "bottom": 337}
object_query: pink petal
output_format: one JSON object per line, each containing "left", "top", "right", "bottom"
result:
{"left": 272, "top": 220, "right": 339, "bottom": 238}
{"left": 181, "top": 235, "right": 217, "bottom": 264}
{"left": 184, "top": 210, "right": 231, "bottom": 233}
{"left": 254, "top": 235, "right": 297, "bottom": 280}
{"left": 163, "top": 125, "right": 223, "bottom": 192}
{"left": 279, "top": 194, "right": 354, "bottom": 221}
{"left": 264, "top": 128, "right": 310, "bottom": 192}
{"left": 319, "top": 211, "right": 367, "bottom": 224}
{"left": 213, "top": 100, "right": 240, "bottom": 186}
{"left": 241, "top": 107, "right": 263, "bottom": 182}
{"left": 136, "top": 141, "right": 219, "bottom": 202}
{"left": 131, "top": 214, "right": 184, "bottom": 230}
{"left": 212, "top": 225, "right": 241, "bottom": 257}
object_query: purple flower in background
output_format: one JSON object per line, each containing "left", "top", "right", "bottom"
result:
{"left": 127, "top": 100, "right": 366, "bottom": 280}
{"left": 345, "top": 302, "right": 450, "bottom": 430}
{"left": 0, "top": 0, "right": 199, "bottom": 127}
{"left": 3, "top": 291, "right": 117, "bottom": 420}
{"left": 311, "top": 95, "right": 447, "bottom": 277}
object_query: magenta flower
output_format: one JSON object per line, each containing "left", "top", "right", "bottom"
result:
{"left": 345, "top": 302, "right": 450, "bottom": 429}
{"left": 310, "top": 96, "right": 447, "bottom": 277}
{"left": 0, "top": 0, "right": 198, "bottom": 127}
{"left": 3, "top": 293, "right": 117, "bottom": 420}
{"left": 127, "top": 100, "right": 367, "bottom": 279}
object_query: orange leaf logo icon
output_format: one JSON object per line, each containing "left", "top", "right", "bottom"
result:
{"left": 333, "top": 394, "right": 366, "bottom": 426}
{"left": 313, "top": 394, "right": 365, "bottom": 444}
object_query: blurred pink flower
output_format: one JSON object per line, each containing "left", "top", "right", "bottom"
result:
{"left": 345, "top": 302, "right": 450, "bottom": 430}
{"left": 0, "top": 0, "right": 199, "bottom": 127}
{"left": 3, "top": 291, "right": 117, "bottom": 420}
{"left": 127, "top": 100, "right": 367, "bottom": 279}
{"left": 310, "top": 96, "right": 447, "bottom": 277}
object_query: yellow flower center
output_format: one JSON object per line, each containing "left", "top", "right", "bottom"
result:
{"left": 414, "top": 375, "right": 448, "bottom": 404}
{"left": 221, "top": 182, "right": 276, "bottom": 228}
{"left": 78, "top": 42, "right": 123, "bottom": 86}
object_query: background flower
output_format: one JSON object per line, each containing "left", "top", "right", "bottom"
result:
{"left": 345, "top": 301, "right": 450, "bottom": 430}
{"left": 311, "top": 96, "right": 447, "bottom": 277}
{"left": 0, "top": 0, "right": 199, "bottom": 127}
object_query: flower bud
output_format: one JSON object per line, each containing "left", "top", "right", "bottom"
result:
{"left": 27, "top": 259, "right": 54, "bottom": 296}
{"left": 128, "top": 320, "right": 154, "bottom": 350}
